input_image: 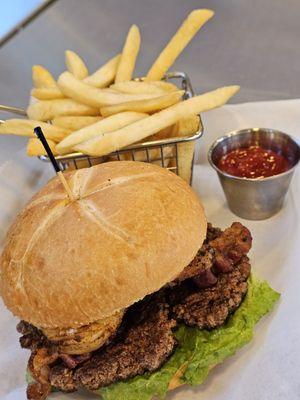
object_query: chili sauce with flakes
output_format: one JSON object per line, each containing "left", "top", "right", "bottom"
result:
{"left": 218, "top": 145, "right": 290, "bottom": 178}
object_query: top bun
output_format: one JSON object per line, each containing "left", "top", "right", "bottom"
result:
{"left": 0, "top": 161, "right": 206, "bottom": 328}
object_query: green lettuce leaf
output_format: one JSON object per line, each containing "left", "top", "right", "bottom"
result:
{"left": 98, "top": 275, "right": 280, "bottom": 400}
{"left": 26, "top": 275, "right": 279, "bottom": 400}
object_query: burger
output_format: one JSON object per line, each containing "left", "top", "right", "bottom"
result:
{"left": 0, "top": 161, "right": 279, "bottom": 400}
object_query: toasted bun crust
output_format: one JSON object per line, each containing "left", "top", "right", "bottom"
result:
{"left": 0, "top": 161, "right": 206, "bottom": 328}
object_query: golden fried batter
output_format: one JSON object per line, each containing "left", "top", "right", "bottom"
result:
{"left": 42, "top": 310, "right": 124, "bottom": 355}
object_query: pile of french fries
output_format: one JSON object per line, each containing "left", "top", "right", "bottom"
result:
{"left": 0, "top": 9, "right": 239, "bottom": 182}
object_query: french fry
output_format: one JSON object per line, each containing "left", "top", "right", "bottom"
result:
{"left": 150, "top": 81, "right": 179, "bottom": 92}
{"left": 58, "top": 71, "right": 166, "bottom": 107}
{"left": 75, "top": 85, "right": 239, "bottom": 156}
{"left": 65, "top": 50, "right": 89, "bottom": 79}
{"left": 27, "top": 99, "right": 99, "bottom": 121}
{"left": 146, "top": 9, "right": 214, "bottom": 80}
{"left": 110, "top": 81, "right": 175, "bottom": 95}
{"left": 31, "top": 65, "right": 64, "bottom": 99}
{"left": 145, "top": 124, "right": 179, "bottom": 167}
{"left": 116, "top": 123, "right": 178, "bottom": 164}
{"left": 31, "top": 87, "right": 65, "bottom": 100}
{"left": 83, "top": 54, "right": 121, "bottom": 88}
{"left": 128, "top": 124, "right": 177, "bottom": 166}
{"left": 32, "top": 65, "right": 57, "bottom": 88}
{"left": 52, "top": 116, "right": 102, "bottom": 131}
{"left": 178, "top": 114, "right": 200, "bottom": 136}
{"left": 27, "top": 138, "right": 58, "bottom": 156}
{"left": 118, "top": 146, "right": 173, "bottom": 166}
{"left": 100, "top": 91, "right": 184, "bottom": 117}
{"left": 131, "top": 118, "right": 196, "bottom": 174}
{"left": 56, "top": 111, "right": 148, "bottom": 154}
{"left": 147, "top": 123, "right": 179, "bottom": 141}
{"left": 177, "top": 115, "right": 200, "bottom": 183}
{"left": 100, "top": 88, "right": 121, "bottom": 94}
{"left": 115, "top": 25, "right": 141, "bottom": 83}
{"left": 0, "top": 119, "right": 70, "bottom": 142}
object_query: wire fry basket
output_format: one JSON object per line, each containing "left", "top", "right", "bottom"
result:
{"left": 1, "top": 72, "right": 203, "bottom": 185}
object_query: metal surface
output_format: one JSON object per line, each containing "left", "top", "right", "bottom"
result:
{"left": 0, "top": 104, "right": 26, "bottom": 116}
{"left": 0, "top": 0, "right": 57, "bottom": 47}
{"left": 1, "top": 0, "right": 300, "bottom": 110}
{"left": 39, "top": 72, "right": 203, "bottom": 184}
{"left": 208, "top": 128, "right": 300, "bottom": 220}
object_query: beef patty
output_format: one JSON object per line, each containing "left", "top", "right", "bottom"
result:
{"left": 171, "top": 256, "right": 251, "bottom": 329}
{"left": 51, "top": 296, "right": 176, "bottom": 391}
{"left": 49, "top": 257, "right": 251, "bottom": 392}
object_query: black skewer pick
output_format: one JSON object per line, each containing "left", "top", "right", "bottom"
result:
{"left": 34, "top": 126, "right": 75, "bottom": 201}
{"left": 34, "top": 126, "right": 60, "bottom": 173}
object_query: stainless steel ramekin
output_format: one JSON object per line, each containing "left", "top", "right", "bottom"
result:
{"left": 208, "top": 128, "right": 300, "bottom": 220}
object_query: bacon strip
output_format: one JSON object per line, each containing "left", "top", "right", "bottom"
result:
{"left": 210, "top": 222, "right": 252, "bottom": 273}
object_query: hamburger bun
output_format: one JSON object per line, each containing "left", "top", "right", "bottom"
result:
{"left": 0, "top": 161, "right": 206, "bottom": 328}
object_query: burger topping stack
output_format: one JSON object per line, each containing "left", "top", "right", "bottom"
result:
{"left": 20, "top": 223, "right": 252, "bottom": 396}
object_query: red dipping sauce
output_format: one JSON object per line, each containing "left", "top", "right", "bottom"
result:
{"left": 218, "top": 145, "right": 290, "bottom": 178}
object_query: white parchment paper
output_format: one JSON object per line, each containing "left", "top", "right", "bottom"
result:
{"left": 0, "top": 99, "right": 299, "bottom": 400}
